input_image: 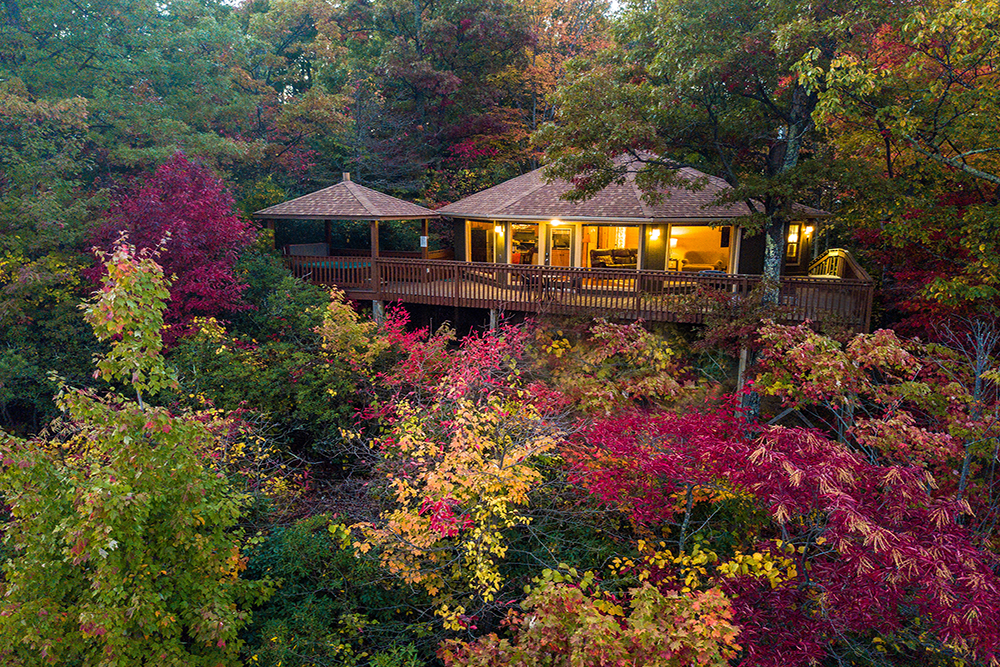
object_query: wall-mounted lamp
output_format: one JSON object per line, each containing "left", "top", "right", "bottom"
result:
{"left": 650, "top": 228, "right": 661, "bottom": 241}
{"left": 670, "top": 237, "right": 678, "bottom": 248}
{"left": 494, "top": 225, "right": 503, "bottom": 235}
{"left": 805, "top": 225, "right": 814, "bottom": 236}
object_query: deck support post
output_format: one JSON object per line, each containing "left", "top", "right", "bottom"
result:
{"left": 736, "top": 346, "right": 749, "bottom": 390}
{"left": 372, "top": 300, "right": 385, "bottom": 325}
{"left": 738, "top": 346, "right": 761, "bottom": 417}
{"left": 489, "top": 308, "right": 499, "bottom": 330}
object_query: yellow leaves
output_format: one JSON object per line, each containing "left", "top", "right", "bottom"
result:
{"left": 435, "top": 604, "right": 468, "bottom": 631}
{"left": 360, "top": 393, "right": 559, "bottom": 616}
{"left": 717, "top": 541, "right": 799, "bottom": 589}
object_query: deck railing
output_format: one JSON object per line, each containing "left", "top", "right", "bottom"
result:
{"left": 286, "top": 256, "right": 874, "bottom": 331}
{"left": 808, "top": 248, "right": 872, "bottom": 282}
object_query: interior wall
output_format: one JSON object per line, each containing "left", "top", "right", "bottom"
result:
{"left": 669, "top": 226, "right": 733, "bottom": 272}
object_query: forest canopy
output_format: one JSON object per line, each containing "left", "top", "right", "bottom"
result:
{"left": 1, "top": 0, "right": 999, "bottom": 665}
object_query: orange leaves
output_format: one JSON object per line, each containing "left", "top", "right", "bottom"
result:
{"left": 357, "top": 324, "right": 562, "bottom": 620}
{"left": 443, "top": 578, "right": 740, "bottom": 667}
{"left": 362, "top": 395, "right": 558, "bottom": 609}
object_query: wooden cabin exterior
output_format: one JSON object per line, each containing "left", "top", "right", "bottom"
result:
{"left": 257, "top": 169, "right": 874, "bottom": 332}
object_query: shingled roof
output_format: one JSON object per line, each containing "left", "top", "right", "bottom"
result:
{"left": 438, "top": 165, "right": 826, "bottom": 221}
{"left": 254, "top": 176, "right": 438, "bottom": 221}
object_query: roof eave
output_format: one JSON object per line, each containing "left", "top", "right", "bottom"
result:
{"left": 440, "top": 213, "right": 753, "bottom": 224}
{"left": 253, "top": 213, "right": 440, "bottom": 221}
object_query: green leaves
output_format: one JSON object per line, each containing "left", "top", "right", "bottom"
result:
{"left": 82, "top": 239, "right": 178, "bottom": 402}
{"left": 0, "top": 233, "right": 270, "bottom": 665}
{"left": 0, "top": 392, "right": 268, "bottom": 666}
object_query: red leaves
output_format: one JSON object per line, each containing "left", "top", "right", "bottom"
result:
{"left": 89, "top": 153, "right": 256, "bottom": 340}
{"left": 572, "top": 405, "right": 1000, "bottom": 665}
{"left": 420, "top": 497, "right": 472, "bottom": 537}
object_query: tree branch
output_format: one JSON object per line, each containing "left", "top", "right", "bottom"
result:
{"left": 903, "top": 135, "right": 1000, "bottom": 186}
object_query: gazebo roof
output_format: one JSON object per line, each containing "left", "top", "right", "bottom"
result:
{"left": 254, "top": 175, "right": 438, "bottom": 221}
{"left": 438, "top": 164, "right": 827, "bottom": 222}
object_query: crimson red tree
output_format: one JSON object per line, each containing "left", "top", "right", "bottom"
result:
{"left": 90, "top": 154, "right": 256, "bottom": 335}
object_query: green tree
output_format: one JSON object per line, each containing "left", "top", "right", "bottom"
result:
{"left": 1, "top": 0, "right": 279, "bottom": 176}
{"left": 335, "top": 0, "right": 536, "bottom": 195}
{"left": 0, "top": 80, "right": 100, "bottom": 431}
{"left": 0, "top": 241, "right": 269, "bottom": 665}
{"left": 537, "top": 0, "right": 903, "bottom": 293}
{"left": 801, "top": 0, "right": 1000, "bottom": 316}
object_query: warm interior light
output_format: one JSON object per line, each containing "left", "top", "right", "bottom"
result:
{"left": 494, "top": 225, "right": 503, "bottom": 235}
{"left": 787, "top": 232, "right": 799, "bottom": 244}
{"left": 650, "top": 228, "right": 661, "bottom": 240}
{"left": 614, "top": 227, "right": 626, "bottom": 248}
{"left": 670, "top": 237, "right": 678, "bottom": 248}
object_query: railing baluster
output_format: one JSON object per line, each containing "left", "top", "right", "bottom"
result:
{"left": 282, "top": 256, "right": 872, "bottom": 332}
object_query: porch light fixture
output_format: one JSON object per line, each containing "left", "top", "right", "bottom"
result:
{"left": 494, "top": 225, "right": 503, "bottom": 235}
{"left": 550, "top": 218, "right": 562, "bottom": 226}
{"left": 805, "top": 225, "right": 814, "bottom": 236}
{"left": 650, "top": 228, "right": 661, "bottom": 240}
{"left": 670, "top": 237, "right": 678, "bottom": 248}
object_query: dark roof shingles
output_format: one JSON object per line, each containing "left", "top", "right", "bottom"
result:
{"left": 255, "top": 181, "right": 437, "bottom": 220}
{"left": 438, "top": 165, "right": 825, "bottom": 221}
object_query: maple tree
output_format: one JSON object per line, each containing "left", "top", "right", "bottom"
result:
{"left": 89, "top": 153, "right": 257, "bottom": 337}
{"left": 531, "top": 318, "right": 707, "bottom": 416}
{"left": 569, "top": 402, "right": 1000, "bottom": 666}
{"left": 754, "top": 320, "right": 1000, "bottom": 530}
{"left": 355, "top": 323, "right": 562, "bottom": 629}
{"left": 0, "top": 240, "right": 269, "bottom": 665}
{"left": 441, "top": 571, "right": 740, "bottom": 667}
{"left": 797, "top": 0, "right": 1000, "bottom": 322}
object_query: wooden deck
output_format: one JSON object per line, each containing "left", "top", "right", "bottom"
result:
{"left": 286, "top": 256, "right": 874, "bottom": 331}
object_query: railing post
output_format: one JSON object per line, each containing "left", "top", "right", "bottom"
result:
{"left": 453, "top": 262, "right": 460, "bottom": 308}
{"left": 634, "top": 270, "right": 643, "bottom": 319}
{"left": 370, "top": 258, "right": 380, "bottom": 297}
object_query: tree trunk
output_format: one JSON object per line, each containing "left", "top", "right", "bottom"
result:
{"left": 762, "top": 211, "right": 785, "bottom": 304}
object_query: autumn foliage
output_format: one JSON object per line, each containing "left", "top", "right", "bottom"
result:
{"left": 571, "top": 404, "right": 1000, "bottom": 665}
{"left": 89, "top": 154, "right": 256, "bottom": 336}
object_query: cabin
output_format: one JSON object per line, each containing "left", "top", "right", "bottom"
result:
{"left": 255, "top": 167, "right": 873, "bottom": 331}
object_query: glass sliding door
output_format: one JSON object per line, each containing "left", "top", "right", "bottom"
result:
{"left": 469, "top": 220, "right": 507, "bottom": 263}
{"left": 582, "top": 225, "right": 639, "bottom": 269}
{"left": 511, "top": 223, "right": 539, "bottom": 264}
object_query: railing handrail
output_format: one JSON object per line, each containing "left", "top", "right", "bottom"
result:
{"left": 288, "top": 255, "right": 872, "bottom": 286}
{"left": 284, "top": 254, "right": 874, "bottom": 332}
{"left": 808, "top": 248, "right": 872, "bottom": 282}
